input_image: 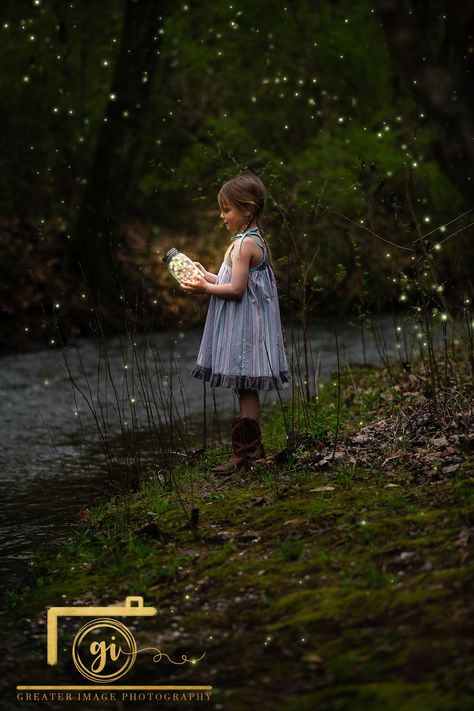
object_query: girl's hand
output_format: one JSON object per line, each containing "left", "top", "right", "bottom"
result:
{"left": 181, "top": 275, "right": 208, "bottom": 294}
{"left": 194, "top": 261, "right": 207, "bottom": 276}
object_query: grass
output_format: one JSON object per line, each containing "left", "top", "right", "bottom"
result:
{"left": 4, "top": 352, "right": 474, "bottom": 710}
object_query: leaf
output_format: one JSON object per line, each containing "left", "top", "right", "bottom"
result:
{"left": 442, "top": 463, "right": 460, "bottom": 474}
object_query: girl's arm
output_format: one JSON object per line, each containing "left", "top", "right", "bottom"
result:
{"left": 183, "top": 241, "right": 253, "bottom": 299}
{"left": 194, "top": 262, "right": 217, "bottom": 284}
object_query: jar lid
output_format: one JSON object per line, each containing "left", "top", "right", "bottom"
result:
{"left": 163, "top": 247, "right": 179, "bottom": 264}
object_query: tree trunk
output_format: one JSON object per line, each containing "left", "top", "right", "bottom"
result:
{"left": 374, "top": 0, "right": 474, "bottom": 204}
{"left": 70, "top": 0, "right": 167, "bottom": 303}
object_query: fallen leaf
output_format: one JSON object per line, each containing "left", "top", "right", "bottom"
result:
{"left": 352, "top": 434, "right": 369, "bottom": 444}
{"left": 442, "top": 463, "right": 460, "bottom": 474}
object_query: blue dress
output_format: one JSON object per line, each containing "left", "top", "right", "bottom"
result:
{"left": 191, "top": 227, "right": 291, "bottom": 390}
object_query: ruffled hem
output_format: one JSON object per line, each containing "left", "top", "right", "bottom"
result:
{"left": 191, "top": 365, "right": 291, "bottom": 391}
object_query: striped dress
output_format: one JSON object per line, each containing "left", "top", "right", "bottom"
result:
{"left": 191, "top": 227, "right": 291, "bottom": 390}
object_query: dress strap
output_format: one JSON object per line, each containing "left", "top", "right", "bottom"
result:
{"left": 228, "top": 227, "right": 269, "bottom": 271}
{"left": 236, "top": 233, "right": 266, "bottom": 259}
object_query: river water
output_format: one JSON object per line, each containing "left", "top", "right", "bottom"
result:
{"left": 0, "top": 315, "right": 444, "bottom": 597}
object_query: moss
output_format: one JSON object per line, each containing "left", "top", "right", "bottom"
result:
{"left": 281, "top": 682, "right": 473, "bottom": 711}
{"left": 7, "top": 353, "right": 474, "bottom": 707}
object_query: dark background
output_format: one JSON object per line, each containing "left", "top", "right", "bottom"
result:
{"left": 1, "top": 0, "right": 473, "bottom": 351}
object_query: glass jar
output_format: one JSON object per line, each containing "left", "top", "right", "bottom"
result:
{"left": 162, "top": 247, "right": 202, "bottom": 285}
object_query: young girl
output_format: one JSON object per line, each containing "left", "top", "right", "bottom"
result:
{"left": 181, "top": 172, "right": 291, "bottom": 474}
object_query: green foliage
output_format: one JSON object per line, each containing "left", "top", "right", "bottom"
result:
{"left": 1, "top": 0, "right": 470, "bottom": 325}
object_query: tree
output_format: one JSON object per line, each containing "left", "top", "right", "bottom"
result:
{"left": 375, "top": 0, "right": 474, "bottom": 204}
{"left": 70, "top": 0, "right": 169, "bottom": 303}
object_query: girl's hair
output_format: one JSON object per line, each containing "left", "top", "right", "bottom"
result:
{"left": 218, "top": 172, "right": 266, "bottom": 229}
{"left": 218, "top": 172, "right": 273, "bottom": 265}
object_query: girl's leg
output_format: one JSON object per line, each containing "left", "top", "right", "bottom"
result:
{"left": 236, "top": 389, "right": 261, "bottom": 422}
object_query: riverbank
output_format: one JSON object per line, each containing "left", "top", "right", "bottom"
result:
{"left": 4, "top": 348, "right": 474, "bottom": 710}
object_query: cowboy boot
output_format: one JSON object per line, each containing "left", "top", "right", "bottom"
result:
{"left": 211, "top": 417, "right": 265, "bottom": 474}
{"left": 240, "top": 417, "right": 266, "bottom": 462}
{"left": 210, "top": 417, "right": 246, "bottom": 474}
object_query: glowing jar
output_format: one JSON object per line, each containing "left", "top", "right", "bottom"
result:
{"left": 163, "top": 248, "right": 202, "bottom": 286}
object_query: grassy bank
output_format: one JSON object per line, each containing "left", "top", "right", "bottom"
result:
{"left": 5, "top": 350, "right": 474, "bottom": 710}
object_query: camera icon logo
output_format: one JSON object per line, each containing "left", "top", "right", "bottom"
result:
{"left": 48, "top": 596, "right": 156, "bottom": 683}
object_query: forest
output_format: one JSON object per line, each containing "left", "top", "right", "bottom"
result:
{"left": 1, "top": 3, "right": 473, "bottom": 710}
{"left": 1, "top": 0, "right": 473, "bottom": 352}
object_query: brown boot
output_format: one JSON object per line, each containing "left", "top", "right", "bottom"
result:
{"left": 211, "top": 417, "right": 265, "bottom": 475}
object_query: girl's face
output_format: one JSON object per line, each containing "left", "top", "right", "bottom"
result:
{"left": 219, "top": 199, "right": 249, "bottom": 234}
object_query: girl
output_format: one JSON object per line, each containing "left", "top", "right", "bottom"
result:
{"left": 181, "top": 172, "right": 291, "bottom": 474}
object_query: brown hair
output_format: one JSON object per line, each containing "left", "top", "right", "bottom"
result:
{"left": 218, "top": 172, "right": 266, "bottom": 228}
{"left": 218, "top": 172, "right": 273, "bottom": 265}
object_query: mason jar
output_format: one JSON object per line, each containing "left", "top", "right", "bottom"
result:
{"left": 163, "top": 247, "right": 202, "bottom": 285}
